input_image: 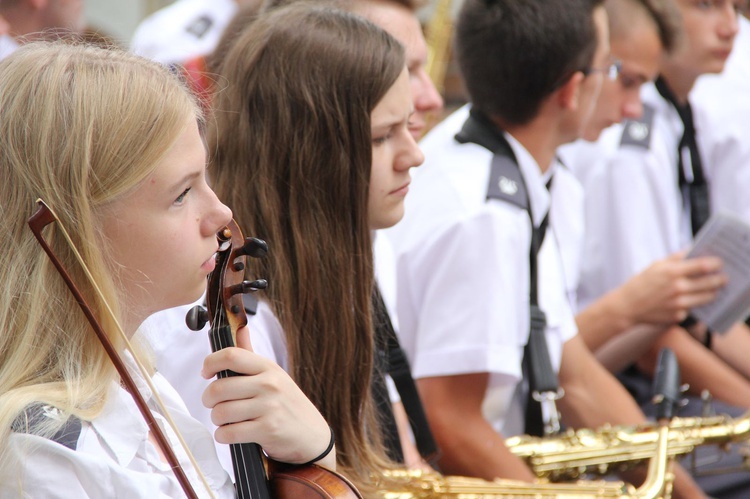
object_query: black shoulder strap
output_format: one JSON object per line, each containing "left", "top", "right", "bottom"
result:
{"left": 620, "top": 104, "right": 656, "bottom": 150}
{"left": 456, "top": 108, "right": 529, "bottom": 211}
{"left": 11, "top": 404, "right": 82, "bottom": 451}
{"left": 372, "top": 285, "right": 440, "bottom": 468}
{"left": 455, "top": 108, "right": 560, "bottom": 436}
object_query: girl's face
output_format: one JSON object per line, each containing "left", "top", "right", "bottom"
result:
{"left": 100, "top": 119, "right": 232, "bottom": 330}
{"left": 368, "top": 67, "right": 425, "bottom": 230}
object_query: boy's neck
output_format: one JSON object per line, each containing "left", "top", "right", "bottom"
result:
{"left": 494, "top": 113, "right": 566, "bottom": 175}
{"left": 658, "top": 64, "right": 701, "bottom": 105}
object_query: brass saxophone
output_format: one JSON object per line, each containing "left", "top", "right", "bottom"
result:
{"left": 424, "top": 0, "right": 453, "bottom": 96}
{"left": 507, "top": 411, "right": 750, "bottom": 481}
{"left": 377, "top": 425, "right": 675, "bottom": 498}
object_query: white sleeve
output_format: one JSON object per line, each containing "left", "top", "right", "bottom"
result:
{"left": 247, "top": 301, "right": 289, "bottom": 371}
{"left": 396, "top": 207, "right": 528, "bottom": 383}
{"left": 577, "top": 142, "right": 681, "bottom": 308}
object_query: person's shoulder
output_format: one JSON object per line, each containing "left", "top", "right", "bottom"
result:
{"left": 417, "top": 105, "right": 495, "bottom": 193}
{"left": 133, "top": 0, "right": 209, "bottom": 35}
{"left": 618, "top": 103, "right": 657, "bottom": 152}
{"left": 130, "top": 0, "right": 236, "bottom": 64}
{"left": 419, "top": 105, "right": 471, "bottom": 152}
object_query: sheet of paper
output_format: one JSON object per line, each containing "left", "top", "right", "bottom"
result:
{"left": 688, "top": 211, "right": 750, "bottom": 333}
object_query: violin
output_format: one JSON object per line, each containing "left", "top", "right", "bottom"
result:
{"left": 186, "top": 220, "right": 362, "bottom": 498}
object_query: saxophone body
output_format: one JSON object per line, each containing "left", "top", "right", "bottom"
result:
{"left": 507, "top": 412, "right": 750, "bottom": 481}
{"left": 377, "top": 426, "right": 675, "bottom": 499}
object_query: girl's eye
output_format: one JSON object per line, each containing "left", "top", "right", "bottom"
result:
{"left": 175, "top": 187, "right": 191, "bottom": 204}
{"left": 373, "top": 135, "right": 388, "bottom": 146}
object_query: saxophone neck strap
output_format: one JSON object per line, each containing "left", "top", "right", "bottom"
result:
{"left": 455, "top": 107, "right": 561, "bottom": 436}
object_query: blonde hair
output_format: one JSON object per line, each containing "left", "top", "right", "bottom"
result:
{"left": 0, "top": 42, "right": 199, "bottom": 468}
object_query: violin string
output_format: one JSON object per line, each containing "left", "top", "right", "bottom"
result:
{"left": 44, "top": 202, "right": 217, "bottom": 499}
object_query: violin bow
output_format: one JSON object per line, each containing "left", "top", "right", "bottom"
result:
{"left": 27, "top": 199, "right": 211, "bottom": 499}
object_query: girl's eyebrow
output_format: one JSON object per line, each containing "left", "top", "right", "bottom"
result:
{"left": 168, "top": 170, "right": 203, "bottom": 193}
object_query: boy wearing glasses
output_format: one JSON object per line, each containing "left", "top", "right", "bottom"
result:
{"left": 387, "top": 0, "right": 703, "bottom": 495}
{"left": 563, "top": 2, "right": 750, "bottom": 495}
{"left": 572, "top": 0, "right": 749, "bottom": 397}
{"left": 563, "top": 0, "right": 734, "bottom": 376}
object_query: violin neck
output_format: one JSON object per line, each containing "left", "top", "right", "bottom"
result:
{"left": 211, "top": 325, "right": 271, "bottom": 499}
{"left": 230, "top": 441, "right": 270, "bottom": 498}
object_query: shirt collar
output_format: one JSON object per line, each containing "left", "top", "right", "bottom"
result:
{"left": 90, "top": 351, "right": 151, "bottom": 466}
{"left": 503, "top": 131, "right": 554, "bottom": 227}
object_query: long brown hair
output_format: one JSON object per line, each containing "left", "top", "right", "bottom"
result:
{"left": 208, "top": 3, "right": 405, "bottom": 489}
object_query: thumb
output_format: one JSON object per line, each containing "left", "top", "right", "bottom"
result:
{"left": 669, "top": 250, "right": 688, "bottom": 261}
{"left": 235, "top": 325, "right": 255, "bottom": 352}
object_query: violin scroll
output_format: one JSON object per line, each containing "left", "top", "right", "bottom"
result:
{"left": 185, "top": 223, "right": 269, "bottom": 334}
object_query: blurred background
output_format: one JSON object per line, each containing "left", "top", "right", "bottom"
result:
{"left": 85, "top": 0, "right": 468, "bottom": 111}
{"left": 86, "top": 0, "right": 170, "bottom": 44}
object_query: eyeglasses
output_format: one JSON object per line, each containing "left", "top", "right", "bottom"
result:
{"left": 583, "top": 58, "right": 622, "bottom": 81}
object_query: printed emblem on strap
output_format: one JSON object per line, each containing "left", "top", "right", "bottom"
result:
{"left": 620, "top": 103, "right": 655, "bottom": 149}
{"left": 11, "top": 404, "right": 82, "bottom": 450}
{"left": 455, "top": 107, "right": 529, "bottom": 210}
{"left": 486, "top": 153, "right": 528, "bottom": 210}
{"left": 185, "top": 15, "right": 213, "bottom": 39}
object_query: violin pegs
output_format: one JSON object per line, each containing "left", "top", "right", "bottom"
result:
{"left": 228, "top": 279, "right": 268, "bottom": 297}
{"left": 185, "top": 305, "right": 209, "bottom": 331}
{"left": 246, "top": 279, "right": 268, "bottom": 291}
{"left": 237, "top": 237, "right": 268, "bottom": 259}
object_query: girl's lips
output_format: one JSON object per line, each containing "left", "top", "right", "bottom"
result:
{"left": 202, "top": 253, "right": 217, "bottom": 272}
{"left": 390, "top": 182, "right": 410, "bottom": 196}
{"left": 712, "top": 48, "right": 732, "bottom": 61}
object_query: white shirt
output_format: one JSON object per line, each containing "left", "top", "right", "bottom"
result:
{"left": 0, "top": 34, "right": 18, "bottom": 61}
{"left": 697, "top": 92, "right": 750, "bottom": 223}
{"left": 386, "top": 105, "right": 579, "bottom": 438}
{"left": 140, "top": 236, "right": 403, "bottom": 476}
{"left": 1, "top": 356, "right": 233, "bottom": 498}
{"left": 140, "top": 300, "right": 234, "bottom": 475}
{"left": 691, "top": 15, "right": 750, "bottom": 224}
{"left": 569, "top": 81, "right": 734, "bottom": 311}
{"left": 130, "top": 0, "right": 238, "bottom": 65}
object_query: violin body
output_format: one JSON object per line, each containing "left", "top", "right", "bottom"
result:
{"left": 270, "top": 463, "right": 362, "bottom": 498}
{"left": 188, "top": 220, "right": 363, "bottom": 499}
